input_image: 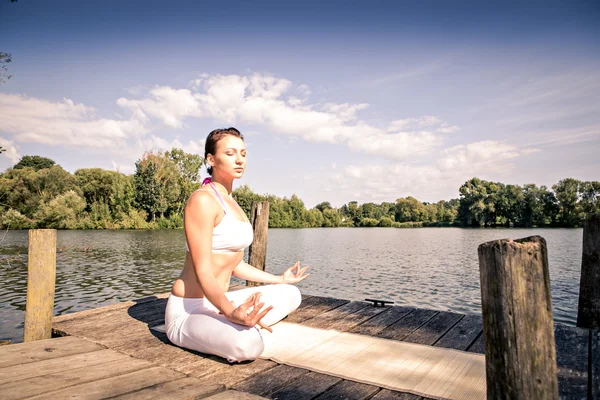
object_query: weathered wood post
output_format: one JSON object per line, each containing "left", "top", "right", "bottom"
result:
{"left": 24, "top": 229, "right": 57, "bottom": 342}
{"left": 577, "top": 215, "right": 600, "bottom": 329}
{"left": 478, "top": 236, "right": 558, "bottom": 399}
{"left": 247, "top": 201, "right": 269, "bottom": 287}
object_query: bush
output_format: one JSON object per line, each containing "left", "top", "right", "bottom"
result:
{"left": 393, "top": 221, "right": 424, "bottom": 228}
{"left": 378, "top": 217, "right": 394, "bottom": 227}
{"left": 35, "top": 190, "right": 86, "bottom": 229}
{"left": 156, "top": 213, "right": 184, "bottom": 229}
{"left": 1, "top": 209, "right": 32, "bottom": 229}
{"left": 117, "top": 209, "right": 151, "bottom": 229}
{"left": 360, "top": 218, "right": 379, "bottom": 227}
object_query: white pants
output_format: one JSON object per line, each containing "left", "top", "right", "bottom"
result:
{"left": 165, "top": 284, "right": 302, "bottom": 362}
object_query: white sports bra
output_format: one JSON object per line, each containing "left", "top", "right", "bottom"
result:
{"left": 185, "top": 181, "right": 253, "bottom": 253}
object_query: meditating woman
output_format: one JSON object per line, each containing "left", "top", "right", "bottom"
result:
{"left": 165, "top": 127, "right": 309, "bottom": 362}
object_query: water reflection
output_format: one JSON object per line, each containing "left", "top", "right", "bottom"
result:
{"left": 0, "top": 227, "right": 583, "bottom": 343}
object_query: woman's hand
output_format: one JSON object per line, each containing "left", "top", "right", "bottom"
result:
{"left": 226, "top": 292, "right": 274, "bottom": 332}
{"left": 282, "top": 261, "right": 310, "bottom": 284}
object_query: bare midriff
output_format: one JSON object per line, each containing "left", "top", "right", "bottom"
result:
{"left": 171, "top": 250, "right": 244, "bottom": 298}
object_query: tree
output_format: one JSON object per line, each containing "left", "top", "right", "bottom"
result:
{"left": 35, "top": 190, "right": 86, "bottom": 229}
{"left": 553, "top": 178, "right": 581, "bottom": 226}
{"left": 0, "top": 52, "right": 12, "bottom": 84}
{"left": 166, "top": 148, "right": 203, "bottom": 214}
{"left": 315, "top": 202, "right": 332, "bottom": 213}
{"left": 134, "top": 152, "right": 180, "bottom": 221}
{"left": 13, "top": 155, "right": 56, "bottom": 171}
{"left": 395, "top": 196, "right": 427, "bottom": 223}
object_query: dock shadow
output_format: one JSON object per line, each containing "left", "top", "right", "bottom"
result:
{"left": 125, "top": 295, "right": 239, "bottom": 366}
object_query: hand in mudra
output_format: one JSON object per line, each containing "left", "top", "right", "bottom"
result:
{"left": 282, "top": 261, "right": 310, "bottom": 284}
{"left": 228, "top": 292, "right": 274, "bottom": 332}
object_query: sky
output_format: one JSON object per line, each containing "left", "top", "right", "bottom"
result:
{"left": 0, "top": 0, "right": 599, "bottom": 208}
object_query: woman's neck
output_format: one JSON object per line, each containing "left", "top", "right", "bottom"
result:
{"left": 209, "top": 175, "right": 233, "bottom": 196}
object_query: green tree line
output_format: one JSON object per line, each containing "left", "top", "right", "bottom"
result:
{"left": 0, "top": 152, "right": 598, "bottom": 230}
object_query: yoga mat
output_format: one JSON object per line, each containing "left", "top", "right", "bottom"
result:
{"left": 152, "top": 322, "right": 486, "bottom": 399}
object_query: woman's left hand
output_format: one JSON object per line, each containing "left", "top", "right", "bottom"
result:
{"left": 282, "top": 261, "right": 310, "bottom": 284}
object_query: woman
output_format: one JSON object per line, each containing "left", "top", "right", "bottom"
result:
{"left": 165, "top": 127, "right": 310, "bottom": 363}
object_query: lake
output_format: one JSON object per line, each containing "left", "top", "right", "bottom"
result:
{"left": 0, "top": 227, "right": 583, "bottom": 343}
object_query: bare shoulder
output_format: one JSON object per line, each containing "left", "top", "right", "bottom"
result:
{"left": 186, "top": 189, "right": 220, "bottom": 216}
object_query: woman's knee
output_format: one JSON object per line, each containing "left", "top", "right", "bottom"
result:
{"left": 282, "top": 284, "right": 302, "bottom": 311}
{"left": 227, "top": 330, "right": 264, "bottom": 362}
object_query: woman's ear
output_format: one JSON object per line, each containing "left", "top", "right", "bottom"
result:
{"left": 206, "top": 154, "right": 214, "bottom": 167}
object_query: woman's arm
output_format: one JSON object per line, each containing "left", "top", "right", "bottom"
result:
{"left": 185, "top": 191, "right": 236, "bottom": 317}
{"left": 233, "top": 260, "right": 310, "bottom": 284}
{"left": 185, "top": 192, "right": 273, "bottom": 329}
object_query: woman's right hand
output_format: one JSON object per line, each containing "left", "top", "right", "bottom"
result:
{"left": 226, "top": 292, "right": 274, "bottom": 332}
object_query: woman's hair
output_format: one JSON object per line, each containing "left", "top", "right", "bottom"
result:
{"left": 204, "top": 127, "right": 244, "bottom": 175}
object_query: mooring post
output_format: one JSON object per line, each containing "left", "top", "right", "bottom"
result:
{"left": 247, "top": 201, "right": 270, "bottom": 287}
{"left": 23, "top": 229, "right": 57, "bottom": 342}
{"left": 478, "top": 235, "right": 558, "bottom": 399}
{"left": 577, "top": 215, "right": 600, "bottom": 329}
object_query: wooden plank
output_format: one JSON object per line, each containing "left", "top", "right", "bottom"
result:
{"left": 0, "top": 348, "right": 126, "bottom": 385}
{"left": 24, "top": 229, "right": 56, "bottom": 342}
{"left": 377, "top": 309, "right": 438, "bottom": 341}
{"left": 348, "top": 306, "right": 414, "bottom": 337}
{"left": 303, "top": 301, "right": 371, "bottom": 329}
{"left": 0, "top": 336, "right": 105, "bottom": 368}
{"left": 403, "top": 311, "right": 463, "bottom": 346}
{"left": 305, "top": 301, "right": 389, "bottom": 332}
{"left": 313, "top": 380, "right": 380, "bottom": 400}
{"left": 553, "top": 323, "right": 589, "bottom": 400}
{"left": 55, "top": 299, "right": 167, "bottom": 335}
{"left": 105, "top": 330, "right": 233, "bottom": 378}
{"left": 110, "top": 377, "right": 224, "bottom": 400}
{"left": 285, "top": 295, "right": 349, "bottom": 324}
{"left": 230, "top": 364, "right": 308, "bottom": 396}
{"left": 434, "top": 314, "right": 482, "bottom": 351}
{"left": 268, "top": 371, "right": 341, "bottom": 400}
{"left": 204, "top": 391, "right": 269, "bottom": 399}
{"left": 26, "top": 366, "right": 185, "bottom": 400}
{"left": 370, "top": 389, "right": 422, "bottom": 400}
{"left": 195, "top": 358, "right": 278, "bottom": 388}
{"left": 592, "top": 329, "right": 600, "bottom": 400}
{"left": 2, "top": 356, "right": 153, "bottom": 400}
{"left": 467, "top": 332, "right": 485, "bottom": 354}
{"left": 52, "top": 293, "right": 170, "bottom": 324}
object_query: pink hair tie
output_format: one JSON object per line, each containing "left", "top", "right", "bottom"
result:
{"left": 202, "top": 177, "right": 212, "bottom": 186}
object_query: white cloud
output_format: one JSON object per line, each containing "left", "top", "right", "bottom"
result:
{"left": 324, "top": 140, "right": 538, "bottom": 203}
{"left": 297, "top": 84, "right": 311, "bottom": 97}
{"left": 0, "top": 136, "right": 20, "bottom": 163}
{"left": 388, "top": 116, "right": 442, "bottom": 131}
{"left": 0, "top": 93, "right": 147, "bottom": 149}
{"left": 117, "top": 86, "right": 201, "bottom": 128}
{"left": 117, "top": 73, "right": 455, "bottom": 162}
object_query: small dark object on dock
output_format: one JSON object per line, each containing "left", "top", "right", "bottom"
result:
{"left": 365, "top": 299, "right": 394, "bottom": 307}
{"left": 0, "top": 340, "right": 11, "bottom": 346}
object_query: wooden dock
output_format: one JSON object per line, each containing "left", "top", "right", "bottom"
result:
{"left": 1, "top": 289, "right": 597, "bottom": 399}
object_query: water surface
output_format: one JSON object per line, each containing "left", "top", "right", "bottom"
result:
{"left": 0, "top": 228, "right": 583, "bottom": 343}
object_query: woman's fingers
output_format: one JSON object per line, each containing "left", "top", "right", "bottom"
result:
{"left": 251, "top": 304, "right": 274, "bottom": 327}
{"left": 257, "top": 320, "right": 273, "bottom": 333}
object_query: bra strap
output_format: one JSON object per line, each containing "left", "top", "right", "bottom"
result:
{"left": 208, "top": 182, "right": 228, "bottom": 213}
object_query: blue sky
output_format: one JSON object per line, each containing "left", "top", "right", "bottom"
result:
{"left": 1, "top": 0, "right": 599, "bottom": 208}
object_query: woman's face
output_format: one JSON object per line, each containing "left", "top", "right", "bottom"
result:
{"left": 209, "top": 135, "right": 247, "bottom": 179}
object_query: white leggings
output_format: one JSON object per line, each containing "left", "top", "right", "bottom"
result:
{"left": 165, "top": 284, "right": 301, "bottom": 363}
